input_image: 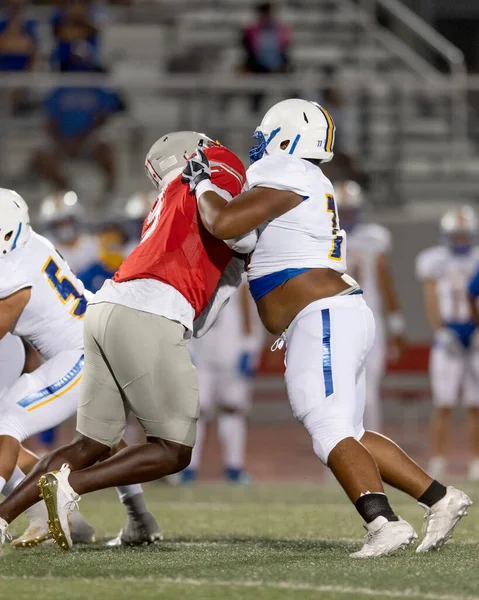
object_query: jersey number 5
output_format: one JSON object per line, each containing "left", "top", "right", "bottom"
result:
{"left": 42, "top": 257, "right": 87, "bottom": 318}
{"left": 326, "top": 194, "right": 343, "bottom": 261}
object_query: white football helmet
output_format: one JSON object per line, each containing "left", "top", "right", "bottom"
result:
{"left": 440, "top": 205, "right": 478, "bottom": 234}
{"left": 440, "top": 205, "right": 478, "bottom": 255}
{"left": 0, "top": 188, "right": 31, "bottom": 255}
{"left": 145, "top": 131, "right": 218, "bottom": 189}
{"left": 249, "top": 99, "right": 336, "bottom": 164}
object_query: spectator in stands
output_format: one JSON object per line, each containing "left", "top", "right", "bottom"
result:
{"left": 50, "top": 0, "right": 102, "bottom": 71}
{"left": 32, "top": 47, "right": 124, "bottom": 194}
{"left": 242, "top": 2, "right": 291, "bottom": 111}
{"left": 0, "top": 0, "right": 37, "bottom": 72}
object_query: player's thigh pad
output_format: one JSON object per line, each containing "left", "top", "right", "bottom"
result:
{"left": 76, "top": 303, "right": 128, "bottom": 448}
{"left": 0, "top": 349, "right": 83, "bottom": 442}
{"left": 92, "top": 303, "right": 199, "bottom": 447}
{"left": 429, "top": 344, "right": 463, "bottom": 407}
{"left": 284, "top": 295, "right": 374, "bottom": 464}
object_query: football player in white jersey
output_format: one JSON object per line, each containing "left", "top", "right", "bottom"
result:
{"left": 185, "top": 279, "right": 265, "bottom": 483}
{"left": 416, "top": 206, "right": 479, "bottom": 481}
{"left": 0, "top": 334, "right": 25, "bottom": 401}
{"left": 182, "top": 99, "right": 472, "bottom": 557}
{"left": 39, "top": 191, "right": 98, "bottom": 274}
{"left": 336, "top": 181, "right": 405, "bottom": 432}
{"left": 0, "top": 189, "right": 161, "bottom": 547}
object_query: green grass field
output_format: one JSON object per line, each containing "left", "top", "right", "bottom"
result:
{"left": 1, "top": 482, "right": 478, "bottom": 600}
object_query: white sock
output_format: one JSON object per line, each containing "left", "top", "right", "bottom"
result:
{"left": 218, "top": 413, "right": 247, "bottom": 470}
{"left": 189, "top": 417, "right": 206, "bottom": 470}
{"left": 0, "top": 476, "right": 6, "bottom": 496}
{"left": 2, "top": 467, "right": 25, "bottom": 496}
{"left": 116, "top": 484, "right": 143, "bottom": 503}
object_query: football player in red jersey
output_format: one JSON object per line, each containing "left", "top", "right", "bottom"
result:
{"left": 0, "top": 132, "right": 258, "bottom": 550}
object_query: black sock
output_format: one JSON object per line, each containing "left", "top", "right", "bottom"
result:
{"left": 355, "top": 493, "right": 399, "bottom": 523}
{"left": 417, "top": 480, "right": 447, "bottom": 508}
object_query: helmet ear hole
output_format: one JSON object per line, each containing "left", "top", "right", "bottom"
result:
{"left": 4, "top": 231, "right": 12, "bottom": 242}
{"left": 280, "top": 139, "right": 290, "bottom": 151}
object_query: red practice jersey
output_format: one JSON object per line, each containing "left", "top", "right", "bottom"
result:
{"left": 114, "top": 145, "right": 246, "bottom": 317}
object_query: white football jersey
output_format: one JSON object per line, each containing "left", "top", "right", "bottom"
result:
{"left": 347, "top": 223, "right": 391, "bottom": 316}
{"left": 246, "top": 154, "right": 347, "bottom": 281}
{"left": 0, "top": 232, "right": 85, "bottom": 360}
{"left": 416, "top": 245, "right": 479, "bottom": 323}
{"left": 53, "top": 235, "right": 98, "bottom": 275}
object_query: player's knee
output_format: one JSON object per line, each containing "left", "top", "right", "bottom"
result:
{"left": 219, "top": 405, "right": 248, "bottom": 416}
{"left": 307, "top": 416, "right": 363, "bottom": 465}
{"left": 148, "top": 438, "right": 192, "bottom": 475}
{"left": 0, "top": 419, "right": 27, "bottom": 444}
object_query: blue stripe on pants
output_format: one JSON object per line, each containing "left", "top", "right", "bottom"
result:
{"left": 321, "top": 309, "right": 334, "bottom": 397}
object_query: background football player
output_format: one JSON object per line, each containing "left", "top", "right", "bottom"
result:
{"left": 185, "top": 278, "right": 265, "bottom": 484}
{"left": 0, "top": 189, "right": 161, "bottom": 547}
{"left": 416, "top": 205, "right": 479, "bottom": 480}
{"left": 39, "top": 190, "right": 98, "bottom": 274}
{"left": 336, "top": 181, "right": 405, "bottom": 432}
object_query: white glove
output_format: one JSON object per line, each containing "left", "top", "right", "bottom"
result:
{"left": 434, "top": 328, "right": 464, "bottom": 356}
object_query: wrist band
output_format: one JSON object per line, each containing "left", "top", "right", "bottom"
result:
{"left": 195, "top": 179, "right": 215, "bottom": 199}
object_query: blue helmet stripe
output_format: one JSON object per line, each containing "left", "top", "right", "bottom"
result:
{"left": 289, "top": 134, "right": 301, "bottom": 154}
{"left": 11, "top": 222, "right": 22, "bottom": 250}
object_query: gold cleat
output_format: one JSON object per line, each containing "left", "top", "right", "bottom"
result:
{"left": 37, "top": 473, "right": 71, "bottom": 551}
{"left": 11, "top": 527, "right": 51, "bottom": 549}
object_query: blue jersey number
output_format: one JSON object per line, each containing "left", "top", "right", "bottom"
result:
{"left": 326, "top": 194, "right": 343, "bottom": 261}
{"left": 42, "top": 257, "right": 87, "bottom": 318}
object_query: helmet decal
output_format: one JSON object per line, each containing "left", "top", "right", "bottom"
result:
{"left": 11, "top": 223, "right": 23, "bottom": 251}
{"left": 288, "top": 134, "right": 301, "bottom": 155}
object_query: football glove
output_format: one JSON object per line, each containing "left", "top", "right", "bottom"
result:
{"left": 181, "top": 148, "right": 211, "bottom": 194}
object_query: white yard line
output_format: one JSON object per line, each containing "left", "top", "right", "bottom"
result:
{"left": 1, "top": 575, "right": 478, "bottom": 600}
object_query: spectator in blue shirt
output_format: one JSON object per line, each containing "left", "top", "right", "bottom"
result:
{"left": 32, "top": 51, "right": 124, "bottom": 194}
{"left": 0, "top": 0, "right": 37, "bottom": 72}
{"left": 51, "top": 0, "right": 101, "bottom": 71}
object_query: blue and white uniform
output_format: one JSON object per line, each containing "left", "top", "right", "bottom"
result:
{"left": 246, "top": 153, "right": 375, "bottom": 464}
{"left": 416, "top": 245, "right": 479, "bottom": 407}
{"left": 347, "top": 223, "right": 391, "bottom": 431}
{"left": 0, "top": 232, "right": 85, "bottom": 441}
{"left": 0, "top": 334, "right": 25, "bottom": 401}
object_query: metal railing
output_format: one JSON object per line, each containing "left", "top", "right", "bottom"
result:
{"left": 357, "top": 0, "right": 467, "bottom": 143}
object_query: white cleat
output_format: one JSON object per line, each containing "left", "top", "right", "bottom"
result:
{"left": 0, "top": 517, "right": 9, "bottom": 545}
{"left": 350, "top": 516, "right": 417, "bottom": 558}
{"left": 416, "top": 486, "right": 473, "bottom": 553}
{"left": 37, "top": 463, "right": 80, "bottom": 551}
